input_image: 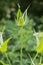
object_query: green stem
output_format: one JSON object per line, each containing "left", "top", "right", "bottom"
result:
{"left": 33, "top": 52, "right": 38, "bottom": 61}
{"left": 28, "top": 53, "right": 38, "bottom": 65}
{"left": 20, "top": 44, "right": 22, "bottom": 65}
{"left": 20, "top": 27, "right": 23, "bottom": 65}
{"left": 28, "top": 53, "right": 35, "bottom": 65}
{"left": 31, "top": 53, "right": 38, "bottom": 65}
{"left": 5, "top": 53, "right": 11, "bottom": 65}
{"left": 40, "top": 54, "right": 42, "bottom": 64}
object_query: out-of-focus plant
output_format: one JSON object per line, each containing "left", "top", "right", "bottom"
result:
{"left": 0, "top": 30, "right": 11, "bottom": 65}
{"left": 31, "top": 32, "right": 43, "bottom": 65}
{"left": 33, "top": 32, "right": 43, "bottom": 53}
{"left": 0, "top": 37, "right": 11, "bottom": 53}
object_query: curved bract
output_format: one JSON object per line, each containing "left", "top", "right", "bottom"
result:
{"left": 0, "top": 37, "right": 11, "bottom": 53}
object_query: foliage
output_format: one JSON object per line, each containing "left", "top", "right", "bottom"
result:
{"left": 0, "top": 0, "right": 43, "bottom": 65}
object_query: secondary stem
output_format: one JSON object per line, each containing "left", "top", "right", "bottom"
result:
{"left": 5, "top": 53, "right": 11, "bottom": 65}
{"left": 33, "top": 52, "right": 38, "bottom": 61}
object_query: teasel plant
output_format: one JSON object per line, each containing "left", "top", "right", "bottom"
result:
{"left": 16, "top": 4, "right": 31, "bottom": 65}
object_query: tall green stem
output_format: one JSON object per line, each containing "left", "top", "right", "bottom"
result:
{"left": 20, "top": 27, "right": 23, "bottom": 65}
{"left": 20, "top": 42, "right": 22, "bottom": 65}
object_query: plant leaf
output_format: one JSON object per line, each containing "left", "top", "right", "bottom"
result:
{"left": 17, "top": 8, "right": 22, "bottom": 21}
{"left": 0, "top": 37, "right": 11, "bottom": 53}
{"left": 36, "top": 37, "right": 43, "bottom": 53}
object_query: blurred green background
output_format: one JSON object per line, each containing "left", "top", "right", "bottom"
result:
{"left": 0, "top": 0, "right": 43, "bottom": 65}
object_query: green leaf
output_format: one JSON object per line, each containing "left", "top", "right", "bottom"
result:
{"left": 0, "top": 37, "right": 11, "bottom": 53}
{"left": 17, "top": 8, "right": 25, "bottom": 26}
{"left": 36, "top": 37, "right": 43, "bottom": 53}
{"left": 38, "top": 63, "right": 43, "bottom": 65}
{"left": 17, "top": 8, "right": 22, "bottom": 21}
{"left": 17, "top": 17, "right": 24, "bottom": 26}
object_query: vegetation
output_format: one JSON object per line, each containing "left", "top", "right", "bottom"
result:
{"left": 0, "top": 0, "right": 43, "bottom": 65}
